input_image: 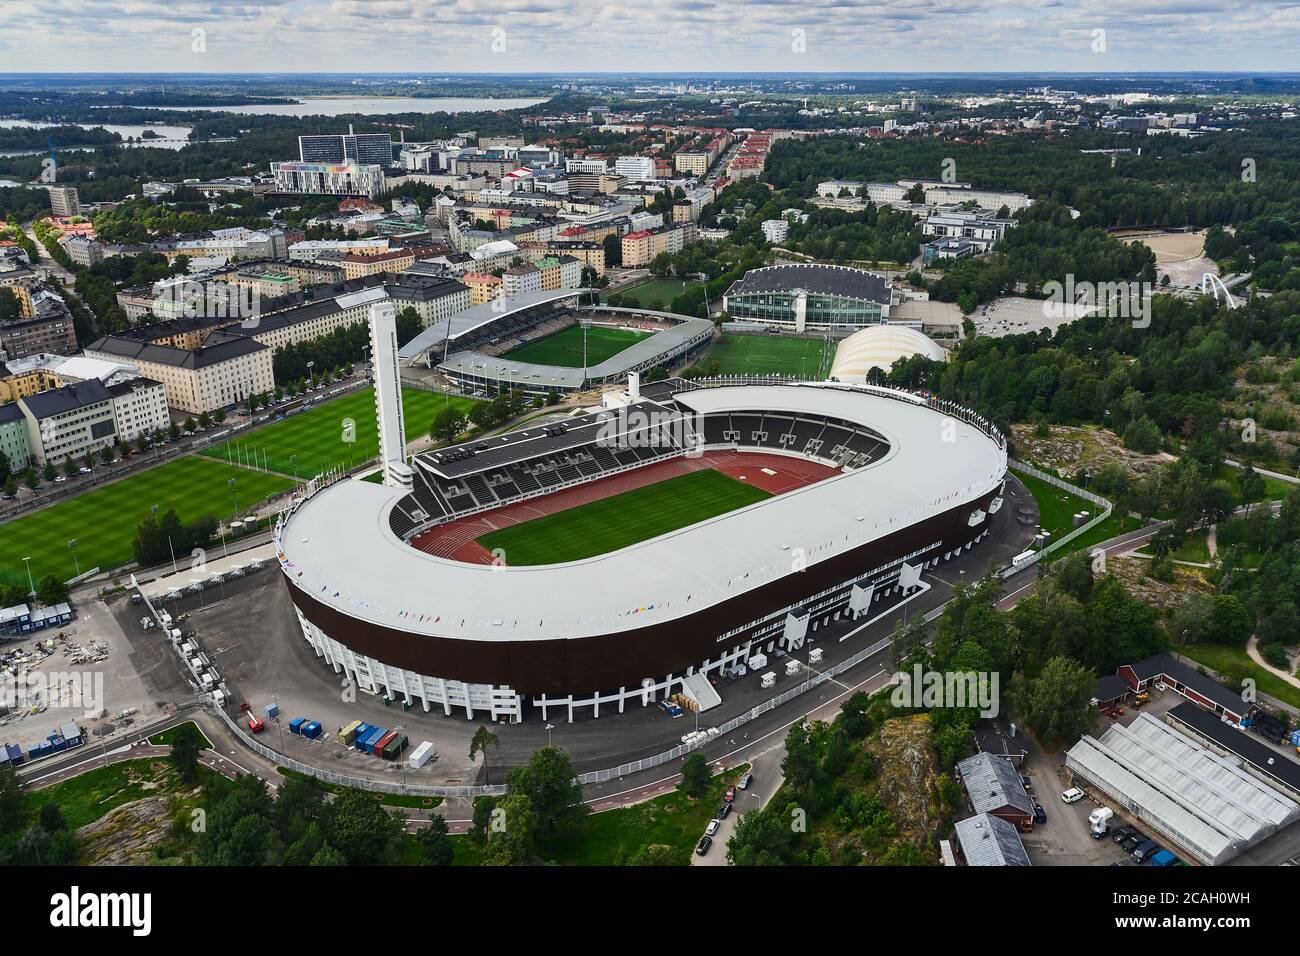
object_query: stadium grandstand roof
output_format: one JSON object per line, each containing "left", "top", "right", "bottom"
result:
{"left": 275, "top": 382, "right": 1006, "bottom": 643}
{"left": 438, "top": 311, "right": 714, "bottom": 391}
{"left": 397, "top": 288, "right": 594, "bottom": 361}
{"left": 725, "top": 263, "right": 892, "bottom": 304}
{"left": 1065, "top": 712, "right": 1300, "bottom": 865}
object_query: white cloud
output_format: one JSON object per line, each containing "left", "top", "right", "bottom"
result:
{"left": 0, "top": 0, "right": 1294, "bottom": 71}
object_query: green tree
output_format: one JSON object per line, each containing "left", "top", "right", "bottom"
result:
{"left": 36, "top": 575, "right": 69, "bottom": 606}
{"left": 415, "top": 815, "right": 454, "bottom": 866}
{"left": 168, "top": 722, "right": 205, "bottom": 783}
{"left": 504, "top": 746, "right": 585, "bottom": 837}
{"left": 430, "top": 406, "right": 465, "bottom": 445}
{"left": 0, "top": 764, "right": 27, "bottom": 836}
{"left": 1009, "top": 655, "right": 1097, "bottom": 749}
{"left": 325, "top": 789, "right": 405, "bottom": 865}
{"left": 628, "top": 843, "right": 683, "bottom": 866}
{"left": 469, "top": 726, "right": 500, "bottom": 786}
{"left": 483, "top": 791, "right": 536, "bottom": 866}
{"left": 677, "top": 751, "right": 711, "bottom": 799}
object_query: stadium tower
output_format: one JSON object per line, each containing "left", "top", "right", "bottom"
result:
{"left": 368, "top": 302, "right": 411, "bottom": 489}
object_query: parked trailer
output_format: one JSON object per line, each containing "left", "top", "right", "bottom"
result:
{"left": 382, "top": 734, "right": 408, "bottom": 761}
{"left": 371, "top": 731, "right": 398, "bottom": 756}
{"left": 338, "top": 720, "right": 362, "bottom": 746}
{"left": 301, "top": 721, "right": 323, "bottom": 740}
{"left": 288, "top": 716, "right": 307, "bottom": 735}
{"left": 409, "top": 741, "right": 436, "bottom": 769}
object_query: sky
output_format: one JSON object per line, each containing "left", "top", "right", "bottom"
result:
{"left": 0, "top": 1, "right": 1297, "bottom": 75}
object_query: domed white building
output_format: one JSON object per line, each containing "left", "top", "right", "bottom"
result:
{"left": 829, "top": 325, "right": 947, "bottom": 382}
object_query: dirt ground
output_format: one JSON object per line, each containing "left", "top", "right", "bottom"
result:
{"left": 1119, "top": 229, "right": 1219, "bottom": 288}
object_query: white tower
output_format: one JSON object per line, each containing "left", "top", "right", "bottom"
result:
{"left": 369, "top": 302, "right": 411, "bottom": 489}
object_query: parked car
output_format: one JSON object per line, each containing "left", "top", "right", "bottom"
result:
{"left": 1120, "top": 835, "right": 1143, "bottom": 853}
{"left": 724, "top": 785, "right": 737, "bottom": 803}
{"left": 1132, "top": 839, "right": 1162, "bottom": 863}
{"left": 705, "top": 819, "right": 720, "bottom": 837}
{"left": 1113, "top": 825, "right": 1139, "bottom": 844}
{"left": 695, "top": 836, "right": 712, "bottom": 856}
{"left": 738, "top": 772, "right": 754, "bottom": 790}
{"left": 1033, "top": 803, "right": 1046, "bottom": 824}
{"left": 1061, "top": 787, "right": 1085, "bottom": 804}
{"left": 77, "top": 467, "right": 91, "bottom": 475}
{"left": 1020, "top": 774, "right": 1033, "bottom": 791}
{"left": 716, "top": 803, "right": 732, "bottom": 820}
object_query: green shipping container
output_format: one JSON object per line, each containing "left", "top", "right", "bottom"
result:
{"left": 382, "top": 734, "right": 408, "bottom": 761}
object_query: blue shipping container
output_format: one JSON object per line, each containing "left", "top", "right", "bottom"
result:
{"left": 352, "top": 723, "right": 374, "bottom": 751}
{"left": 288, "top": 717, "right": 306, "bottom": 735}
{"left": 5, "top": 744, "right": 21, "bottom": 764}
{"left": 301, "top": 721, "right": 322, "bottom": 740}
{"left": 362, "top": 728, "right": 387, "bottom": 754}
{"left": 265, "top": 703, "right": 280, "bottom": 719}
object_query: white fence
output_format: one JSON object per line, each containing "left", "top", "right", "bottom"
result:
{"left": 1004, "top": 458, "right": 1114, "bottom": 575}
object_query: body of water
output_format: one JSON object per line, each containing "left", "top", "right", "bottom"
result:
{"left": 0, "top": 118, "right": 193, "bottom": 150}
{"left": 167, "top": 95, "right": 547, "bottom": 117}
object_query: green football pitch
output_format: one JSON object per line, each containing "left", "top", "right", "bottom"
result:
{"left": 476, "top": 469, "right": 771, "bottom": 566}
{"left": 0, "top": 457, "right": 294, "bottom": 587}
{"left": 704, "top": 334, "right": 832, "bottom": 378}
{"left": 500, "top": 325, "right": 649, "bottom": 368}
{"left": 607, "top": 277, "right": 694, "bottom": 308}
{"left": 202, "top": 386, "right": 478, "bottom": 479}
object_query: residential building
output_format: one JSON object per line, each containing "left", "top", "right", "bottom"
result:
{"left": 107, "top": 377, "right": 170, "bottom": 442}
{"left": 761, "top": 219, "right": 789, "bottom": 244}
{"left": 462, "top": 272, "right": 502, "bottom": 305}
{"left": 19, "top": 379, "right": 117, "bottom": 465}
{"left": 614, "top": 156, "right": 656, "bottom": 182}
{"left": 0, "top": 402, "right": 30, "bottom": 471}
{"left": 0, "top": 291, "right": 77, "bottom": 360}
{"left": 47, "top": 185, "right": 81, "bottom": 218}
{"left": 619, "top": 221, "right": 699, "bottom": 267}
{"left": 502, "top": 264, "right": 543, "bottom": 297}
{"left": 84, "top": 335, "right": 273, "bottom": 414}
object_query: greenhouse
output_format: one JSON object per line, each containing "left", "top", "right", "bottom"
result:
{"left": 1066, "top": 713, "right": 1300, "bottom": 866}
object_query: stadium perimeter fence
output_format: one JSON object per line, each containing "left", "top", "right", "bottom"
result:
{"left": 1003, "top": 458, "right": 1114, "bottom": 577}
{"left": 205, "top": 602, "right": 945, "bottom": 799}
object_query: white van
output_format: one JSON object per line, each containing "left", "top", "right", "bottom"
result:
{"left": 1061, "top": 787, "right": 1085, "bottom": 804}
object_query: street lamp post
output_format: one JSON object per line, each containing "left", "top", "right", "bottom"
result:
{"left": 22, "top": 556, "right": 34, "bottom": 599}
{"left": 228, "top": 477, "right": 238, "bottom": 515}
{"left": 67, "top": 539, "right": 80, "bottom": 578}
{"left": 545, "top": 722, "right": 555, "bottom": 748}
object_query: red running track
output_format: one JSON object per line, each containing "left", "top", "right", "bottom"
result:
{"left": 409, "top": 450, "right": 840, "bottom": 565}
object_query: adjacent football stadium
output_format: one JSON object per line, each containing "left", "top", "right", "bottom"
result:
{"left": 275, "top": 378, "right": 1007, "bottom": 722}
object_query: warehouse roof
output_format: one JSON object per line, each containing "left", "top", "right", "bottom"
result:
{"left": 277, "top": 382, "right": 1006, "bottom": 643}
{"left": 956, "top": 752, "right": 1034, "bottom": 818}
{"left": 1166, "top": 701, "right": 1300, "bottom": 795}
{"left": 954, "top": 813, "right": 1031, "bottom": 866}
{"left": 1125, "top": 653, "right": 1245, "bottom": 716}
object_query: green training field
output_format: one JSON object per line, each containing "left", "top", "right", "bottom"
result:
{"left": 501, "top": 324, "right": 650, "bottom": 368}
{"left": 606, "top": 277, "right": 693, "bottom": 308}
{"left": 704, "top": 333, "right": 831, "bottom": 378}
{"left": 202, "top": 386, "right": 478, "bottom": 479}
{"left": 0, "top": 456, "right": 294, "bottom": 586}
{"left": 477, "top": 468, "right": 771, "bottom": 566}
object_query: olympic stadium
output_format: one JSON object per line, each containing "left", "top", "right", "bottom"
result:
{"left": 274, "top": 362, "right": 1008, "bottom": 723}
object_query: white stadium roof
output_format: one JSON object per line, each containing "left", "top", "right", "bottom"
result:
{"left": 830, "top": 325, "right": 947, "bottom": 382}
{"left": 276, "top": 383, "right": 1006, "bottom": 643}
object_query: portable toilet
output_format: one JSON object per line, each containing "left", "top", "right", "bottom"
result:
{"left": 288, "top": 716, "right": 307, "bottom": 735}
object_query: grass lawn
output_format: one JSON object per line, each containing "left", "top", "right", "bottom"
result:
{"left": 26, "top": 757, "right": 222, "bottom": 831}
{"left": 147, "top": 720, "right": 213, "bottom": 749}
{"left": 704, "top": 333, "right": 831, "bottom": 378}
{"left": 1135, "top": 527, "right": 1211, "bottom": 563}
{"left": 501, "top": 324, "right": 649, "bottom": 367}
{"left": 1214, "top": 464, "right": 1295, "bottom": 503}
{"left": 450, "top": 764, "right": 748, "bottom": 865}
{"left": 1179, "top": 643, "right": 1300, "bottom": 711}
{"left": 478, "top": 469, "right": 771, "bottom": 565}
{"left": 0, "top": 456, "right": 294, "bottom": 587}
{"left": 201, "top": 386, "right": 478, "bottom": 479}
{"left": 1011, "top": 468, "right": 1104, "bottom": 544}
{"left": 608, "top": 277, "right": 694, "bottom": 308}
{"left": 275, "top": 767, "right": 443, "bottom": 810}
